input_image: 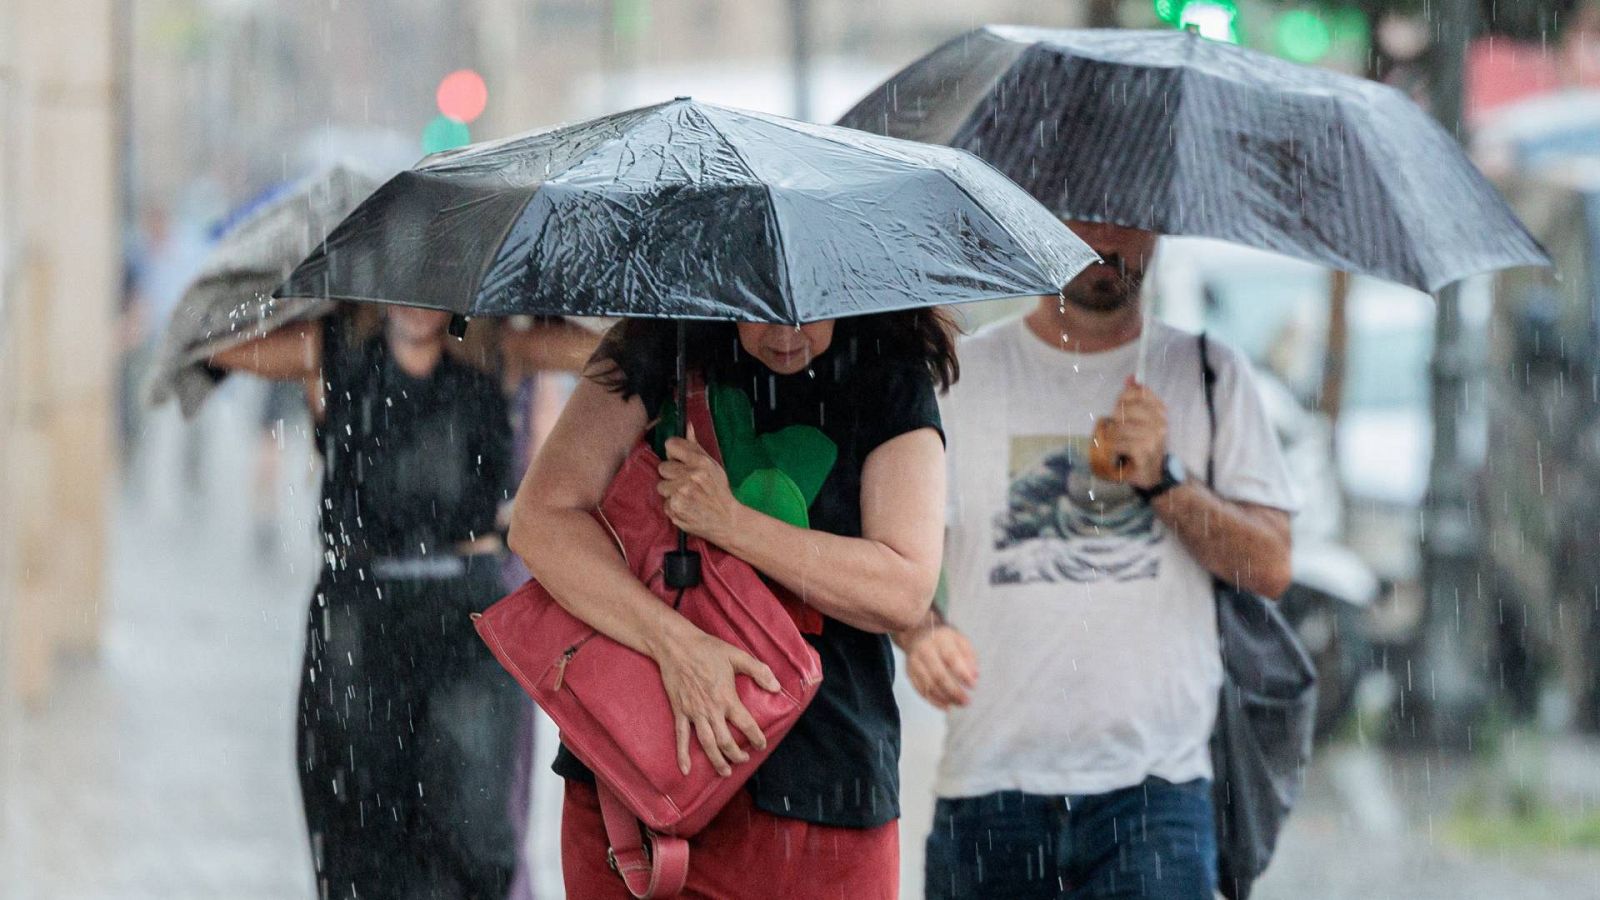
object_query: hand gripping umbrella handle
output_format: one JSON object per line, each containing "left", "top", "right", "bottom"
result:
{"left": 664, "top": 319, "right": 702, "bottom": 591}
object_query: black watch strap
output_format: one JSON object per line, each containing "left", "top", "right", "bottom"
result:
{"left": 1135, "top": 454, "right": 1184, "bottom": 502}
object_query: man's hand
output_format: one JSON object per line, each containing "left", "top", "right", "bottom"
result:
{"left": 904, "top": 624, "right": 979, "bottom": 710}
{"left": 1100, "top": 376, "right": 1168, "bottom": 490}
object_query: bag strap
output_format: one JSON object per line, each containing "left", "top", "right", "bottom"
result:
{"left": 598, "top": 782, "right": 690, "bottom": 898}
{"left": 1198, "top": 332, "right": 1234, "bottom": 620}
{"left": 1198, "top": 331, "right": 1218, "bottom": 489}
{"left": 594, "top": 371, "right": 714, "bottom": 899}
{"left": 682, "top": 375, "right": 723, "bottom": 466}
{"left": 655, "top": 374, "right": 724, "bottom": 466}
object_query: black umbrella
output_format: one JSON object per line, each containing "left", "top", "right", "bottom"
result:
{"left": 838, "top": 26, "right": 1551, "bottom": 293}
{"left": 278, "top": 97, "right": 1093, "bottom": 322}
{"left": 278, "top": 97, "right": 1096, "bottom": 586}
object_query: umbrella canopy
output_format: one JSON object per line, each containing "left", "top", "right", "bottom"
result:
{"left": 146, "top": 164, "right": 383, "bottom": 416}
{"left": 277, "top": 97, "right": 1096, "bottom": 323}
{"left": 837, "top": 26, "right": 1551, "bottom": 293}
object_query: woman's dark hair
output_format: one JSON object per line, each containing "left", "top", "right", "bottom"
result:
{"left": 588, "top": 308, "right": 960, "bottom": 402}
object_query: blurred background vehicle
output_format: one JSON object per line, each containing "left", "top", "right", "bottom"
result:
{"left": 1486, "top": 158, "right": 1600, "bottom": 733}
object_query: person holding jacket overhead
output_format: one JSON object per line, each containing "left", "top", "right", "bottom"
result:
{"left": 209, "top": 307, "right": 592, "bottom": 900}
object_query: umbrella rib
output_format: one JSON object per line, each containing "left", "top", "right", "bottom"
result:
{"left": 1166, "top": 62, "right": 1192, "bottom": 239}
{"left": 760, "top": 182, "right": 797, "bottom": 324}
{"left": 1335, "top": 95, "right": 1429, "bottom": 289}
{"left": 938, "top": 161, "right": 1065, "bottom": 294}
{"left": 738, "top": 112, "right": 1048, "bottom": 313}
{"left": 460, "top": 184, "right": 543, "bottom": 314}
{"left": 453, "top": 107, "right": 663, "bottom": 314}
{"left": 697, "top": 109, "right": 797, "bottom": 323}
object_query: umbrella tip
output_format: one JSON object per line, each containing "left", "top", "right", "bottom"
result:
{"left": 674, "top": 95, "right": 692, "bottom": 102}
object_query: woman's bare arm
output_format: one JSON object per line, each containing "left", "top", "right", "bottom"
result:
{"left": 208, "top": 319, "right": 321, "bottom": 380}
{"left": 208, "top": 320, "right": 324, "bottom": 415}
{"left": 659, "top": 427, "right": 946, "bottom": 634}
{"left": 507, "top": 375, "right": 690, "bottom": 656}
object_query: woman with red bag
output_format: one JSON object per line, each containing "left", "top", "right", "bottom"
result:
{"left": 508, "top": 311, "right": 954, "bottom": 898}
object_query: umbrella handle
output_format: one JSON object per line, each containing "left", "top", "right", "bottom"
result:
{"left": 1091, "top": 298, "right": 1151, "bottom": 483}
{"left": 1088, "top": 417, "right": 1131, "bottom": 483}
{"left": 664, "top": 319, "right": 703, "bottom": 590}
{"left": 1134, "top": 294, "right": 1151, "bottom": 385}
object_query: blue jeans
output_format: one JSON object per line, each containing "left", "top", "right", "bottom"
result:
{"left": 924, "top": 778, "right": 1217, "bottom": 899}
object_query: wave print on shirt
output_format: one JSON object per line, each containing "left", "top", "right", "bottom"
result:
{"left": 990, "top": 434, "right": 1165, "bottom": 586}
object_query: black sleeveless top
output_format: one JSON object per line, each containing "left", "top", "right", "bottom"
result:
{"left": 315, "top": 318, "right": 513, "bottom": 559}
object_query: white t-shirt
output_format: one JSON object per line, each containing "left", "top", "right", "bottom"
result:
{"left": 935, "top": 315, "right": 1298, "bottom": 799}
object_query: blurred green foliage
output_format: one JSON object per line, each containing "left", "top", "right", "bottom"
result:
{"left": 1448, "top": 726, "right": 1600, "bottom": 852}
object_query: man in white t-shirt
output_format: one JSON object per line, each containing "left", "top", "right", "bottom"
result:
{"left": 902, "top": 221, "right": 1297, "bottom": 899}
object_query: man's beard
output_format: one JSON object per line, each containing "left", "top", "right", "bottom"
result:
{"left": 1062, "top": 253, "right": 1144, "bottom": 313}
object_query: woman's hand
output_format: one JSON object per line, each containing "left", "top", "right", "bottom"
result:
{"left": 651, "top": 624, "right": 782, "bottom": 777}
{"left": 904, "top": 624, "right": 979, "bottom": 710}
{"left": 658, "top": 432, "right": 742, "bottom": 546}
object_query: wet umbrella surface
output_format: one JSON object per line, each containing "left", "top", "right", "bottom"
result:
{"left": 838, "top": 26, "right": 1551, "bottom": 292}
{"left": 277, "top": 97, "right": 1096, "bottom": 322}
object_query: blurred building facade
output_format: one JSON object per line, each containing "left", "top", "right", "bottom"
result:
{"left": 0, "top": 0, "right": 122, "bottom": 871}
{"left": 122, "top": 0, "right": 1091, "bottom": 215}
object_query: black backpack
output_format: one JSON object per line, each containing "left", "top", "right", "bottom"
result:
{"left": 1199, "top": 333, "right": 1318, "bottom": 900}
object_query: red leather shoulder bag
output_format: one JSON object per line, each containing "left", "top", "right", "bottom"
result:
{"left": 474, "top": 383, "right": 823, "bottom": 898}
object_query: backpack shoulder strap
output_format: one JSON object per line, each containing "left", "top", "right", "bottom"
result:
{"left": 1198, "top": 332, "right": 1218, "bottom": 489}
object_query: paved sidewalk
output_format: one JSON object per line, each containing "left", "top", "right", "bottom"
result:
{"left": 7, "top": 395, "right": 567, "bottom": 900}
{"left": 11, "top": 397, "right": 316, "bottom": 900}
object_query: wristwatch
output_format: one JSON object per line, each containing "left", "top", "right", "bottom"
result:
{"left": 1134, "top": 453, "right": 1186, "bottom": 502}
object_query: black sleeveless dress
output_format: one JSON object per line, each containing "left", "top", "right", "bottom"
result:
{"left": 295, "top": 318, "right": 522, "bottom": 900}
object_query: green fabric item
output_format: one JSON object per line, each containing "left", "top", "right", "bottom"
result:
{"left": 758, "top": 425, "right": 836, "bottom": 505}
{"left": 708, "top": 383, "right": 761, "bottom": 489}
{"left": 733, "top": 467, "right": 812, "bottom": 529}
{"left": 655, "top": 381, "right": 838, "bottom": 529}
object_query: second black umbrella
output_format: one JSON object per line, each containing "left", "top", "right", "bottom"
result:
{"left": 838, "top": 26, "right": 1550, "bottom": 293}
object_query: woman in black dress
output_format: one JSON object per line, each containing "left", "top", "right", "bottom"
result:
{"left": 212, "top": 307, "right": 592, "bottom": 899}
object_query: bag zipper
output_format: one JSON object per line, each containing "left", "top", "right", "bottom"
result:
{"left": 551, "top": 635, "right": 595, "bottom": 691}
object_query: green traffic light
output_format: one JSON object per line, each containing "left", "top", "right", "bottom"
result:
{"left": 1276, "top": 9, "right": 1333, "bottom": 62}
{"left": 1156, "top": 0, "right": 1240, "bottom": 42}
{"left": 1179, "top": 0, "right": 1240, "bottom": 44}
{"left": 422, "top": 115, "right": 471, "bottom": 154}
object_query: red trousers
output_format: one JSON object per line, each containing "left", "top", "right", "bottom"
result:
{"left": 561, "top": 780, "right": 898, "bottom": 899}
